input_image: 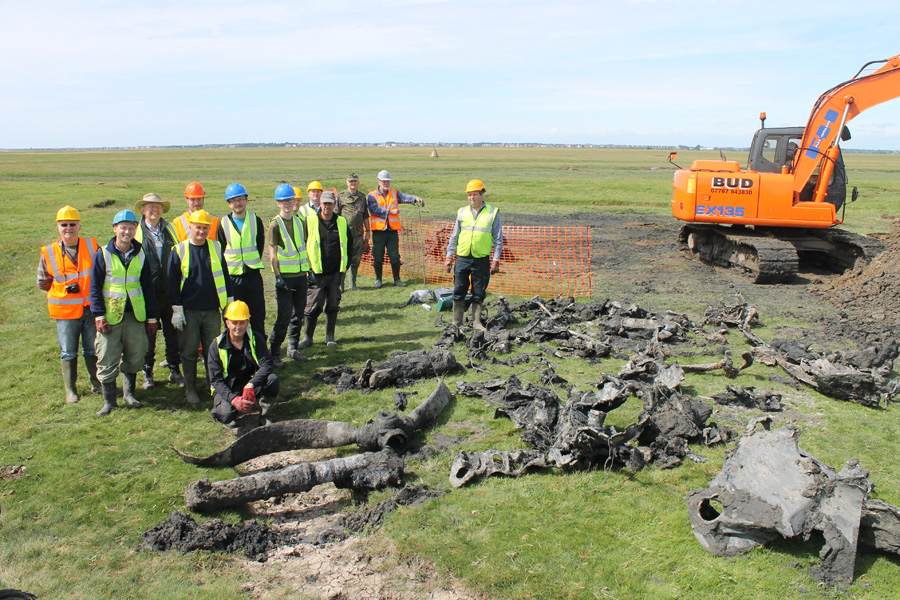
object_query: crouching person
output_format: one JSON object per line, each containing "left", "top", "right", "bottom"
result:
{"left": 208, "top": 301, "right": 279, "bottom": 430}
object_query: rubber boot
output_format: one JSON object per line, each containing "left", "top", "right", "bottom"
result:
{"left": 168, "top": 365, "right": 185, "bottom": 387}
{"left": 373, "top": 264, "right": 383, "bottom": 289}
{"left": 95, "top": 380, "right": 118, "bottom": 417}
{"left": 259, "top": 395, "right": 273, "bottom": 417}
{"left": 84, "top": 354, "right": 102, "bottom": 394}
{"left": 452, "top": 300, "right": 466, "bottom": 327}
{"left": 349, "top": 265, "right": 361, "bottom": 291}
{"left": 122, "top": 372, "right": 143, "bottom": 408}
{"left": 183, "top": 360, "right": 201, "bottom": 405}
{"left": 391, "top": 263, "right": 406, "bottom": 287}
{"left": 286, "top": 339, "right": 307, "bottom": 362}
{"left": 270, "top": 344, "right": 285, "bottom": 368}
{"left": 325, "top": 313, "right": 338, "bottom": 347}
{"left": 298, "top": 316, "right": 317, "bottom": 349}
{"left": 142, "top": 364, "right": 156, "bottom": 390}
{"left": 62, "top": 359, "right": 79, "bottom": 404}
{"left": 472, "top": 303, "right": 487, "bottom": 332}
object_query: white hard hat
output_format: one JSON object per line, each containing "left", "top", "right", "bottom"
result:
{"left": 377, "top": 170, "right": 391, "bottom": 181}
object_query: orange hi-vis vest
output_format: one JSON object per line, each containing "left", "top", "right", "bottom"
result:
{"left": 369, "top": 188, "right": 400, "bottom": 231}
{"left": 173, "top": 212, "right": 219, "bottom": 243}
{"left": 41, "top": 237, "right": 99, "bottom": 319}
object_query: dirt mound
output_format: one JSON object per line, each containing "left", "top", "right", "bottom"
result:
{"left": 810, "top": 220, "right": 900, "bottom": 349}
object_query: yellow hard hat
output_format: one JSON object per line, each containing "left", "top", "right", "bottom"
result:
{"left": 187, "top": 210, "right": 212, "bottom": 226}
{"left": 465, "top": 179, "right": 486, "bottom": 194}
{"left": 56, "top": 205, "right": 81, "bottom": 222}
{"left": 292, "top": 185, "right": 303, "bottom": 199}
{"left": 224, "top": 300, "right": 250, "bottom": 321}
{"left": 307, "top": 181, "right": 323, "bottom": 192}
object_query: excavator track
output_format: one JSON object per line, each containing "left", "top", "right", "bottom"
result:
{"left": 678, "top": 224, "right": 886, "bottom": 284}
{"left": 678, "top": 225, "right": 798, "bottom": 284}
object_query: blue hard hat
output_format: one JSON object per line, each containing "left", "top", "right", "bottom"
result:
{"left": 225, "top": 182, "right": 248, "bottom": 201}
{"left": 113, "top": 209, "right": 139, "bottom": 225}
{"left": 274, "top": 184, "right": 295, "bottom": 202}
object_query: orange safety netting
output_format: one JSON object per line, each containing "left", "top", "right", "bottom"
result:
{"left": 357, "top": 215, "right": 593, "bottom": 297}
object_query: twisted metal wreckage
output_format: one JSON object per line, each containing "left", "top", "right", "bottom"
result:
{"left": 163, "top": 293, "right": 900, "bottom": 583}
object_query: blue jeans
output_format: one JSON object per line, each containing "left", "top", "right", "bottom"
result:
{"left": 56, "top": 309, "right": 97, "bottom": 361}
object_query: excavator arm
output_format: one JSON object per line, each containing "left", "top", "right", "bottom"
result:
{"left": 793, "top": 55, "right": 900, "bottom": 197}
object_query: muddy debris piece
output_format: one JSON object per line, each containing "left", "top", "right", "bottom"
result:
{"left": 680, "top": 350, "right": 754, "bottom": 379}
{"left": 140, "top": 510, "right": 294, "bottom": 561}
{"left": 743, "top": 329, "right": 891, "bottom": 407}
{"left": 710, "top": 385, "right": 782, "bottom": 412}
{"left": 323, "top": 348, "right": 462, "bottom": 391}
{"left": 449, "top": 449, "right": 548, "bottom": 488}
{"left": 701, "top": 292, "right": 760, "bottom": 329}
{"left": 174, "top": 380, "right": 452, "bottom": 468}
{"left": 186, "top": 449, "right": 405, "bottom": 513}
{"left": 342, "top": 484, "right": 450, "bottom": 532}
{"left": 686, "top": 418, "right": 900, "bottom": 586}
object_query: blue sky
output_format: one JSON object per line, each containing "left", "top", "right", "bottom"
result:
{"left": 3, "top": 0, "right": 900, "bottom": 149}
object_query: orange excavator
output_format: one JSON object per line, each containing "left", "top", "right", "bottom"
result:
{"left": 670, "top": 54, "right": 900, "bottom": 282}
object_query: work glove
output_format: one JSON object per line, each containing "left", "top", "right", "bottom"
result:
{"left": 95, "top": 316, "right": 111, "bottom": 334}
{"left": 307, "top": 271, "right": 317, "bottom": 286}
{"left": 490, "top": 260, "right": 500, "bottom": 275}
{"left": 275, "top": 275, "right": 288, "bottom": 290}
{"left": 171, "top": 305, "right": 186, "bottom": 331}
{"left": 146, "top": 319, "right": 159, "bottom": 335}
{"left": 444, "top": 257, "right": 454, "bottom": 273}
{"left": 231, "top": 395, "right": 254, "bottom": 413}
{"left": 242, "top": 383, "right": 257, "bottom": 406}
{"left": 414, "top": 197, "right": 425, "bottom": 208}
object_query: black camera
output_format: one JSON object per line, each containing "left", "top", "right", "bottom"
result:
{"left": 65, "top": 281, "right": 81, "bottom": 294}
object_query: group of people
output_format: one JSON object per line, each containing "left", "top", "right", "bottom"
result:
{"left": 38, "top": 171, "right": 502, "bottom": 427}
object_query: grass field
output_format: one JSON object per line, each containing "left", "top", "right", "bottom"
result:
{"left": 1, "top": 147, "right": 899, "bottom": 599}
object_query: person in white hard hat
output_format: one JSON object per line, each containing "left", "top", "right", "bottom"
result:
{"left": 366, "top": 169, "right": 424, "bottom": 288}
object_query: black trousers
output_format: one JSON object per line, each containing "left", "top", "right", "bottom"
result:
{"left": 270, "top": 275, "right": 308, "bottom": 349}
{"left": 453, "top": 255, "right": 491, "bottom": 305}
{"left": 230, "top": 269, "right": 266, "bottom": 337}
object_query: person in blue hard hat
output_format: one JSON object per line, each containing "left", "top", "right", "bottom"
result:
{"left": 89, "top": 209, "right": 159, "bottom": 416}
{"left": 217, "top": 183, "right": 267, "bottom": 338}
{"left": 267, "top": 184, "right": 312, "bottom": 366}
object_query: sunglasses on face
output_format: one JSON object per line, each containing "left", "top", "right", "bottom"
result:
{"left": 58, "top": 222, "right": 79, "bottom": 228}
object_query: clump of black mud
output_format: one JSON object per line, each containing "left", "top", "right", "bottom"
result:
{"left": 140, "top": 485, "right": 448, "bottom": 561}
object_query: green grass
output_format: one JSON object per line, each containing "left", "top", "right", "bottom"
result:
{"left": 1, "top": 147, "right": 899, "bottom": 599}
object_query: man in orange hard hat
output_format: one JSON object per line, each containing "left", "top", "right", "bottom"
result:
{"left": 37, "top": 206, "right": 102, "bottom": 404}
{"left": 173, "top": 182, "right": 219, "bottom": 242}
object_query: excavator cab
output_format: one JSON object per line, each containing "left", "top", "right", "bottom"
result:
{"left": 747, "top": 125, "right": 850, "bottom": 209}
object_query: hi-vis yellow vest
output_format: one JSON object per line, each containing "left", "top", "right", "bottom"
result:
{"left": 174, "top": 239, "right": 228, "bottom": 310}
{"left": 456, "top": 204, "right": 498, "bottom": 258}
{"left": 306, "top": 214, "right": 348, "bottom": 274}
{"left": 101, "top": 246, "right": 147, "bottom": 325}
{"left": 272, "top": 215, "right": 310, "bottom": 274}
{"left": 221, "top": 213, "right": 263, "bottom": 275}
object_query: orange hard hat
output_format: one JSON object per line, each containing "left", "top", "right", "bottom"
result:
{"left": 185, "top": 182, "right": 205, "bottom": 199}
